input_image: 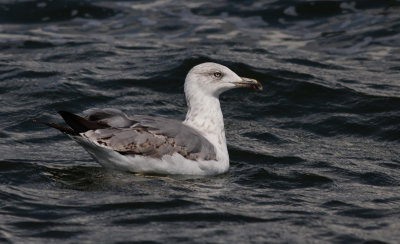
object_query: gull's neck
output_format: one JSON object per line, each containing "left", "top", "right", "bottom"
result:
{"left": 183, "top": 90, "right": 228, "bottom": 161}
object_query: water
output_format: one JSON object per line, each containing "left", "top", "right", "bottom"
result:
{"left": 1, "top": 0, "right": 400, "bottom": 243}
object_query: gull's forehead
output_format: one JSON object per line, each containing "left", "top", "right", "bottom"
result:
{"left": 192, "top": 62, "right": 230, "bottom": 73}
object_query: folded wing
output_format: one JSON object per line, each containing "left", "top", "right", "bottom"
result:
{"left": 58, "top": 109, "right": 217, "bottom": 161}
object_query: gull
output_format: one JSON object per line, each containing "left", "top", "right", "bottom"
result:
{"left": 38, "top": 62, "right": 262, "bottom": 175}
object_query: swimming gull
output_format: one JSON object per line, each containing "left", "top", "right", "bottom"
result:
{"left": 37, "top": 62, "right": 262, "bottom": 175}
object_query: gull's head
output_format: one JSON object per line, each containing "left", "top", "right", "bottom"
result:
{"left": 184, "top": 62, "right": 262, "bottom": 98}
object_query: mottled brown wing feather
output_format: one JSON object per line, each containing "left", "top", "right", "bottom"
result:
{"left": 83, "top": 127, "right": 210, "bottom": 160}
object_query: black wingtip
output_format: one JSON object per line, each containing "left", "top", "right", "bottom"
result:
{"left": 33, "top": 119, "right": 77, "bottom": 135}
{"left": 58, "top": 110, "right": 107, "bottom": 133}
{"left": 58, "top": 110, "right": 76, "bottom": 119}
{"left": 34, "top": 111, "right": 108, "bottom": 135}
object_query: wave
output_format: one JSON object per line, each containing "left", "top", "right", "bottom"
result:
{"left": 0, "top": 0, "right": 118, "bottom": 23}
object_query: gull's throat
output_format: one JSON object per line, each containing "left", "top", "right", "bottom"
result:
{"left": 183, "top": 92, "right": 228, "bottom": 160}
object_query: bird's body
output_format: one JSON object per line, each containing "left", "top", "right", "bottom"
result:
{"left": 39, "top": 62, "right": 262, "bottom": 175}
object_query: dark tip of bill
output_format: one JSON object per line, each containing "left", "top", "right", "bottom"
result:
{"left": 254, "top": 82, "right": 263, "bottom": 91}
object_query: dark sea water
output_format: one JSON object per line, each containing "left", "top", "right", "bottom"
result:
{"left": 1, "top": 0, "right": 400, "bottom": 243}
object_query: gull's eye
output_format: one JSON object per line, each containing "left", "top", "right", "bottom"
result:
{"left": 213, "top": 71, "right": 222, "bottom": 78}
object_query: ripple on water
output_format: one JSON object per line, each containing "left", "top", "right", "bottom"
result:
{"left": 0, "top": 0, "right": 400, "bottom": 243}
